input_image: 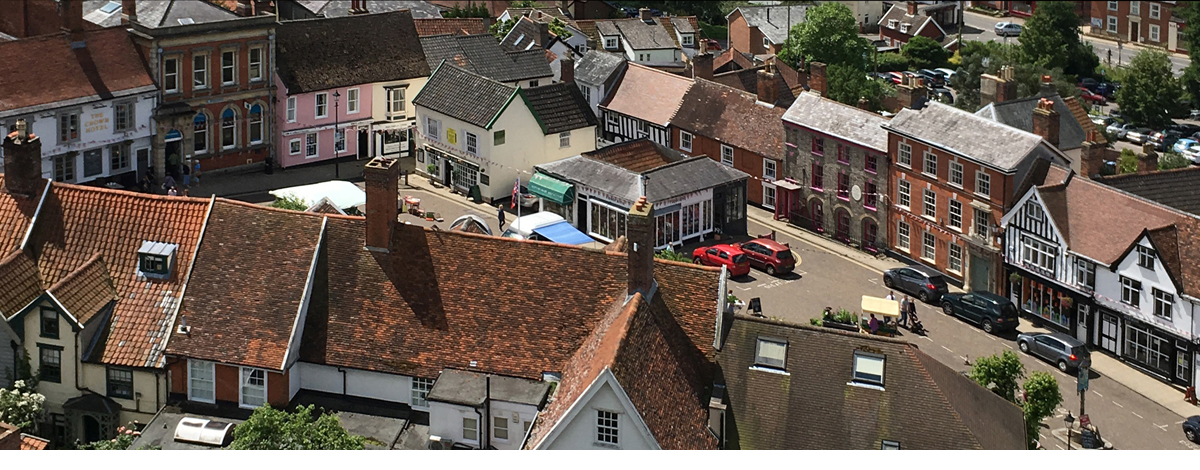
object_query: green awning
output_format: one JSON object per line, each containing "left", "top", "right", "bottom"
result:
{"left": 529, "top": 173, "right": 573, "bottom": 205}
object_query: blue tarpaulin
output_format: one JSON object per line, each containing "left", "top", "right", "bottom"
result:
{"left": 532, "top": 221, "right": 595, "bottom": 245}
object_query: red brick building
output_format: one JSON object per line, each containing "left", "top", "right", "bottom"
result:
{"left": 879, "top": 2, "right": 960, "bottom": 50}
{"left": 725, "top": 5, "right": 809, "bottom": 56}
{"left": 1087, "top": 1, "right": 1187, "bottom": 53}
{"left": 883, "top": 102, "right": 1067, "bottom": 293}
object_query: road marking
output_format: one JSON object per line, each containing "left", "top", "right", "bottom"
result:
{"left": 868, "top": 278, "right": 879, "bottom": 285}
{"left": 1002, "top": 343, "right": 1012, "bottom": 349}
{"left": 1132, "top": 411, "right": 1143, "bottom": 419}
{"left": 1179, "top": 420, "right": 1187, "bottom": 425}
{"left": 941, "top": 345, "right": 953, "bottom": 353}
{"left": 1156, "top": 423, "right": 1170, "bottom": 432}
{"left": 960, "top": 355, "right": 970, "bottom": 363}
{"left": 1054, "top": 369, "right": 1068, "bottom": 377}
{"left": 1092, "top": 390, "right": 1103, "bottom": 398}
{"left": 1054, "top": 444, "right": 1064, "bottom": 450}
{"left": 1113, "top": 401, "right": 1124, "bottom": 408}
{"left": 988, "top": 335, "right": 997, "bottom": 341}
{"left": 735, "top": 286, "right": 752, "bottom": 291}
{"left": 1039, "top": 432, "right": 1046, "bottom": 440}
{"left": 921, "top": 336, "right": 934, "bottom": 342}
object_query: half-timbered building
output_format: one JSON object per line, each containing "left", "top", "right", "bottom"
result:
{"left": 598, "top": 62, "right": 692, "bottom": 147}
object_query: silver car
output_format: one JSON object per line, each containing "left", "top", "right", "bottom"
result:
{"left": 1125, "top": 127, "right": 1154, "bottom": 144}
{"left": 1107, "top": 122, "right": 1135, "bottom": 140}
{"left": 1017, "top": 332, "right": 1090, "bottom": 372}
{"left": 995, "top": 22, "right": 1022, "bottom": 37}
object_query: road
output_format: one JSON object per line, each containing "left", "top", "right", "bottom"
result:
{"left": 959, "top": 11, "right": 1190, "bottom": 75}
{"left": 725, "top": 216, "right": 1198, "bottom": 450}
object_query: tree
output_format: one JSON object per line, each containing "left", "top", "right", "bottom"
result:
{"left": 1118, "top": 50, "right": 1185, "bottom": 129}
{"left": 951, "top": 40, "right": 1078, "bottom": 111}
{"left": 969, "top": 350, "right": 1025, "bottom": 403}
{"left": 826, "top": 63, "right": 894, "bottom": 111}
{"left": 490, "top": 18, "right": 517, "bottom": 40}
{"left": 1018, "top": 0, "right": 1097, "bottom": 78}
{"left": 902, "top": 36, "right": 951, "bottom": 70}
{"left": 655, "top": 249, "right": 690, "bottom": 262}
{"left": 1177, "top": 1, "right": 1200, "bottom": 101}
{"left": 1022, "top": 371, "right": 1064, "bottom": 449}
{"left": 442, "top": 3, "right": 490, "bottom": 18}
{"left": 1160, "top": 152, "right": 1191, "bottom": 171}
{"left": 777, "top": 2, "right": 869, "bottom": 71}
{"left": 270, "top": 195, "right": 308, "bottom": 211}
{"left": 231, "top": 405, "right": 365, "bottom": 450}
{"left": 0, "top": 380, "right": 45, "bottom": 435}
{"left": 1117, "top": 148, "right": 1140, "bottom": 174}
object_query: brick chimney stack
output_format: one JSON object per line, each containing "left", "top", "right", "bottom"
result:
{"left": 59, "top": 0, "right": 85, "bottom": 42}
{"left": 907, "top": 1, "right": 919, "bottom": 15}
{"left": 538, "top": 22, "right": 550, "bottom": 47}
{"left": 1140, "top": 144, "right": 1159, "bottom": 173}
{"left": 560, "top": 56, "right": 574, "bottom": 84}
{"left": 897, "top": 75, "right": 927, "bottom": 109}
{"left": 640, "top": 8, "right": 652, "bottom": 22}
{"left": 0, "top": 422, "right": 21, "bottom": 450}
{"left": 626, "top": 195, "right": 656, "bottom": 297}
{"left": 3, "top": 120, "right": 44, "bottom": 198}
{"left": 693, "top": 50, "right": 713, "bottom": 81}
{"left": 808, "top": 62, "right": 827, "bottom": 96}
{"left": 121, "top": 0, "right": 138, "bottom": 25}
{"left": 1039, "top": 74, "right": 1056, "bottom": 96}
{"left": 364, "top": 157, "right": 400, "bottom": 251}
{"left": 980, "top": 66, "right": 1017, "bottom": 107}
{"left": 757, "top": 61, "right": 777, "bottom": 105}
{"left": 1080, "top": 130, "right": 1106, "bottom": 178}
{"left": 1032, "top": 98, "right": 1060, "bottom": 148}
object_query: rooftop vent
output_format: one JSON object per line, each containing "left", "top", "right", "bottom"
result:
{"left": 138, "top": 241, "right": 178, "bottom": 280}
{"left": 174, "top": 417, "right": 235, "bottom": 447}
{"left": 428, "top": 435, "right": 454, "bottom": 450}
{"left": 100, "top": 1, "right": 121, "bottom": 14}
{"left": 177, "top": 18, "right": 195, "bottom": 25}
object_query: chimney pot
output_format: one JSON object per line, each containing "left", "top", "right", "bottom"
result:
{"left": 626, "top": 196, "right": 655, "bottom": 296}
{"left": 3, "top": 119, "right": 44, "bottom": 197}
{"left": 560, "top": 56, "right": 575, "bottom": 83}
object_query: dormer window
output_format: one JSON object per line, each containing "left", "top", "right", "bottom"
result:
{"left": 604, "top": 36, "right": 617, "bottom": 49}
{"left": 1137, "top": 246, "right": 1156, "bottom": 269}
{"left": 138, "top": 240, "right": 178, "bottom": 279}
{"left": 888, "top": 19, "right": 898, "bottom": 29}
{"left": 899, "top": 23, "right": 910, "bottom": 34}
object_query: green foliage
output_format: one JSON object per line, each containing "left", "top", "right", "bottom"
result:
{"left": 969, "top": 350, "right": 1025, "bottom": 403}
{"left": 270, "top": 195, "right": 308, "bottom": 211}
{"left": 1018, "top": 0, "right": 1097, "bottom": 78}
{"left": 1118, "top": 149, "right": 1139, "bottom": 174}
{"left": 826, "top": 63, "right": 894, "bottom": 111}
{"left": 901, "top": 36, "right": 951, "bottom": 70}
{"left": 950, "top": 40, "right": 1077, "bottom": 111}
{"left": 548, "top": 18, "right": 572, "bottom": 40}
{"left": 1160, "top": 152, "right": 1191, "bottom": 171}
{"left": 490, "top": 18, "right": 516, "bottom": 40}
{"left": 809, "top": 318, "right": 821, "bottom": 326}
{"left": 699, "top": 21, "right": 727, "bottom": 41}
{"left": 875, "top": 52, "right": 910, "bottom": 73}
{"left": 77, "top": 424, "right": 160, "bottom": 450}
{"left": 0, "top": 380, "right": 45, "bottom": 435}
{"left": 654, "top": 249, "right": 690, "bottom": 262}
{"left": 778, "top": 2, "right": 869, "bottom": 71}
{"left": 831, "top": 308, "right": 857, "bottom": 325}
{"left": 1118, "top": 50, "right": 1185, "bottom": 129}
{"left": 442, "top": 3, "right": 490, "bottom": 18}
{"left": 1177, "top": 2, "right": 1200, "bottom": 100}
{"left": 1022, "top": 371, "right": 1064, "bottom": 449}
{"left": 231, "top": 405, "right": 365, "bottom": 450}
{"left": 510, "top": 0, "right": 543, "bottom": 7}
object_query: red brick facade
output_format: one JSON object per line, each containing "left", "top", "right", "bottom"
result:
{"left": 726, "top": 10, "right": 774, "bottom": 56}
{"left": 167, "top": 358, "right": 290, "bottom": 407}
{"left": 674, "top": 128, "right": 777, "bottom": 207}
{"left": 1089, "top": 1, "right": 1183, "bottom": 52}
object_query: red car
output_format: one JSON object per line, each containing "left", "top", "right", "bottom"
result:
{"left": 1078, "top": 87, "right": 1106, "bottom": 105}
{"left": 702, "top": 39, "right": 723, "bottom": 51}
{"left": 692, "top": 244, "right": 751, "bottom": 277}
{"left": 734, "top": 238, "right": 797, "bottom": 276}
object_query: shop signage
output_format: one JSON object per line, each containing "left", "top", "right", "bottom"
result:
{"left": 84, "top": 111, "right": 109, "bottom": 134}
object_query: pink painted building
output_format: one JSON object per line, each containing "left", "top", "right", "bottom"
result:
{"left": 274, "top": 11, "right": 430, "bottom": 168}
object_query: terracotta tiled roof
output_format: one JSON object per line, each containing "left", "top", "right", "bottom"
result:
{"left": 306, "top": 197, "right": 345, "bottom": 215}
{"left": 0, "top": 176, "right": 47, "bottom": 255}
{"left": 168, "top": 200, "right": 325, "bottom": 370}
{"left": 1062, "top": 96, "right": 1106, "bottom": 144}
{"left": 0, "top": 250, "right": 41, "bottom": 320}
{"left": 584, "top": 139, "right": 677, "bottom": 172}
{"left": 29, "top": 185, "right": 210, "bottom": 368}
{"left": 47, "top": 253, "right": 117, "bottom": 325}
{"left": 600, "top": 62, "right": 693, "bottom": 126}
{"left": 414, "top": 18, "right": 488, "bottom": 36}
{"left": 713, "top": 46, "right": 755, "bottom": 72}
{"left": 1037, "top": 175, "right": 1182, "bottom": 266}
{"left": 0, "top": 27, "right": 154, "bottom": 113}
{"left": 672, "top": 79, "right": 786, "bottom": 160}
{"left": 20, "top": 434, "right": 49, "bottom": 450}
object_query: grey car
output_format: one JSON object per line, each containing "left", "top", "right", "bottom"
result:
{"left": 882, "top": 265, "right": 949, "bottom": 303}
{"left": 1017, "top": 332, "right": 1091, "bottom": 372}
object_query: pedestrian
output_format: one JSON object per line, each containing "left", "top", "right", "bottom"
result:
{"left": 182, "top": 159, "right": 191, "bottom": 187}
{"left": 162, "top": 174, "right": 176, "bottom": 193}
{"left": 868, "top": 314, "right": 879, "bottom": 334}
{"left": 167, "top": 185, "right": 178, "bottom": 197}
{"left": 899, "top": 295, "right": 910, "bottom": 327}
{"left": 182, "top": 188, "right": 190, "bottom": 198}
{"left": 139, "top": 173, "right": 150, "bottom": 193}
{"left": 497, "top": 204, "right": 506, "bottom": 228}
{"left": 906, "top": 297, "right": 917, "bottom": 326}
{"left": 193, "top": 159, "right": 201, "bottom": 185}
{"left": 885, "top": 290, "right": 896, "bottom": 301}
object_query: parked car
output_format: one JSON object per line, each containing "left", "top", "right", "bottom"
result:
{"left": 886, "top": 71, "right": 904, "bottom": 84}
{"left": 931, "top": 87, "right": 954, "bottom": 104}
{"left": 935, "top": 67, "right": 957, "bottom": 83}
{"left": 882, "top": 265, "right": 949, "bottom": 303}
{"left": 940, "top": 291, "right": 1020, "bottom": 334}
{"left": 1184, "top": 145, "right": 1200, "bottom": 164}
{"left": 702, "top": 38, "right": 722, "bottom": 51}
{"left": 1016, "top": 332, "right": 1091, "bottom": 372}
{"left": 1077, "top": 87, "right": 1106, "bottom": 105}
{"left": 1096, "top": 81, "right": 1120, "bottom": 99}
{"left": 1126, "top": 127, "right": 1155, "bottom": 144}
{"left": 1183, "top": 416, "right": 1200, "bottom": 443}
{"left": 517, "top": 185, "right": 538, "bottom": 208}
{"left": 692, "top": 244, "right": 750, "bottom": 277}
{"left": 1078, "top": 77, "right": 1100, "bottom": 91}
{"left": 1107, "top": 122, "right": 1137, "bottom": 140}
{"left": 1090, "top": 115, "right": 1114, "bottom": 127}
{"left": 995, "top": 22, "right": 1022, "bottom": 37}
{"left": 734, "top": 238, "right": 796, "bottom": 276}
{"left": 1169, "top": 123, "right": 1200, "bottom": 135}
{"left": 1150, "top": 129, "right": 1184, "bottom": 151}
{"left": 918, "top": 69, "right": 945, "bottom": 87}
{"left": 1173, "top": 138, "right": 1199, "bottom": 154}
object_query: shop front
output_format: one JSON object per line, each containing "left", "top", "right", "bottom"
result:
{"left": 529, "top": 173, "right": 575, "bottom": 224}
{"left": 1007, "top": 265, "right": 1085, "bottom": 334}
{"left": 1091, "top": 295, "right": 1195, "bottom": 387}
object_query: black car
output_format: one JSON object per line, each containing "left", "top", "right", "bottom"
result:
{"left": 940, "top": 291, "right": 1019, "bottom": 334}
{"left": 931, "top": 87, "right": 954, "bottom": 104}
{"left": 882, "top": 265, "right": 949, "bottom": 303}
{"left": 918, "top": 69, "right": 945, "bottom": 87}
{"left": 1184, "top": 416, "right": 1200, "bottom": 443}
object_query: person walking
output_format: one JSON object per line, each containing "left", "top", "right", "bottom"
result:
{"left": 497, "top": 204, "right": 506, "bottom": 229}
{"left": 905, "top": 297, "right": 917, "bottom": 328}
{"left": 182, "top": 160, "right": 191, "bottom": 187}
{"left": 885, "top": 290, "right": 896, "bottom": 301}
{"left": 192, "top": 160, "right": 202, "bottom": 185}
{"left": 899, "top": 295, "right": 911, "bottom": 327}
{"left": 167, "top": 185, "right": 178, "bottom": 197}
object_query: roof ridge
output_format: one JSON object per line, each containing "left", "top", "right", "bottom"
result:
{"left": 46, "top": 252, "right": 106, "bottom": 294}
{"left": 46, "top": 180, "right": 213, "bottom": 205}
{"left": 796, "top": 91, "right": 887, "bottom": 119}
{"left": 280, "top": 9, "right": 406, "bottom": 25}
{"left": 213, "top": 197, "right": 348, "bottom": 219}
{"left": 628, "top": 61, "right": 693, "bottom": 82}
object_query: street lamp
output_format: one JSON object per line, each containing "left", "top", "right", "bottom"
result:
{"left": 333, "top": 90, "right": 341, "bottom": 179}
{"left": 1064, "top": 411, "right": 1076, "bottom": 450}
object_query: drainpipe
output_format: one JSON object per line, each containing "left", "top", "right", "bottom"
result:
{"left": 483, "top": 375, "right": 491, "bottom": 449}
{"left": 338, "top": 367, "right": 347, "bottom": 395}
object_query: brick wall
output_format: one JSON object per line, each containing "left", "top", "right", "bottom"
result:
{"left": 1090, "top": 1, "right": 1174, "bottom": 47}
{"left": 676, "top": 129, "right": 775, "bottom": 207}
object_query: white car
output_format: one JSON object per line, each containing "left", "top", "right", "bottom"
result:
{"left": 1184, "top": 146, "right": 1200, "bottom": 164}
{"left": 1107, "top": 122, "right": 1135, "bottom": 140}
{"left": 995, "top": 22, "right": 1023, "bottom": 37}
{"left": 935, "top": 68, "right": 956, "bottom": 80}
{"left": 1126, "top": 127, "right": 1154, "bottom": 144}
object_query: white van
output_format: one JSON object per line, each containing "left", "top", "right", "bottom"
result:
{"left": 501, "top": 212, "right": 600, "bottom": 247}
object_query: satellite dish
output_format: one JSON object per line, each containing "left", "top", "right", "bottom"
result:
{"left": 851, "top": 185, "right": 862, "bottom": 201}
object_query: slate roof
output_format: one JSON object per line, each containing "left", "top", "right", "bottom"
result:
{"left": 412, "top": 63, "right": 517, "bottom": 129}
{"left": 598, "top": 17, "right": 679, "bottom": 50}
{"left": 0, "top": 27, "right": 155, "bottom": 113}
{"left": 276, "top": 11, "right": 429, "bottom": 94}
{"left": 974, "top": 93, "right": 1086, "bottom": 150}
{"left": 521, "top": 83, "right": 598, "bottom": 134}
{"left": 419, "top": 34, "right": 552, "bottom": 83}
{"left": 574, "top": 50, "right": 626, "bottom": 86}
{"left": 879, "top": 4, "right": 944, "bottom": 39}
{"left": 784, "top": 92, "right": 889, "bottom": 152}
{"left": 1037, "top": 174, "right": 1182, "bottom": 265}
{"left": 46, "top": 254, "right": 117, "bottom": 325}
{"left": 167, "top": 201, "right": 326, "bottom": 371}
{"left": 413, "top": 18, "right": 488, "bottom": 36}
{"left": 600, "top": 62, "right": 694, "bottom": 126}
{"left": 83, "top": 0, "right": 239, "bottom": 28}
{"left": 672, "top": 79, "right": 786, "bottom": 159}
{"left": 304, "top": 0, "right": 444, "bottom": 19}
{"left": 731, "top": 5, "right": 808, "bottom": 44}
{"left": 537, "top": 140, "right": 749, "bottom": 204}
{"left": 1095, "top": 166, "right": 1200, "bottom": 217}
{"left": 670, "top": 17, "right": 696, "bottom": 34}
{"left": 500, "top": 16, "right": 545, "bottom": 51}
{"left": 886, "top": 102, "right": 1060, "bottom": 172}
{"left": 717, "top": 314, "right": 1027, "bottom": 449}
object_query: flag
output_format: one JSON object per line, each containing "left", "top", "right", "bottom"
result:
{"left": 511, "top": 178, "right": 520, "bottom": 209}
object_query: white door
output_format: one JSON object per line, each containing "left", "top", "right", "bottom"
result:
{"left": 1100, "top": 313, "right": 1118, "bottom": 353}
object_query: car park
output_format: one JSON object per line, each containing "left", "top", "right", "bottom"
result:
{"left": 886, "top": 71, "right": 904, "bottom": 84}
{"left": 931, "top": 87, "right": 954, "bottom": 104}
{"left": 935, "top": 68, "right": 957, "bottom": 83}
{"left": 1107, "top": 122, "right": 1136, "bottom": 140}
{"left": 882, "top": 265, "right": 949, "bottom": 303}
{"left": 1126, "top": 127, "right": 1155, "bottom": 144}
{"left": 1150, "top": 129, "right": 1183, "bottom": 151}
{"left": 1016, "top": 332, "right": 1090, "bottom": 372}
{"left": 1184, "top": 146, "right": 1200, "bottom": 164}
{"left": 692, "top": 244, "right": 751, "bottom": 277}
{"left": 940, "top": 291, "right": 1019, "bottom": 334}
{"left": 734, "top": 238, "right": 797, "bottom": 276}
{"left": 918, "top": 69, "right": 945, "bottom": 87}
{"left": 995, "top": 22, "right": 1022, "bottom": 37}
{"left": 1091, "top": 116, "right": 1114, "bottom": 127}
{"left": 1173, "top": 138, "right": 1199, "bottom": 154}
{"left": 1077, "top": 87, "right": 1106, "bottom": 105}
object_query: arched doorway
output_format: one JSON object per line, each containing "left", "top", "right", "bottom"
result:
{"left": 834, "top": 208, "right": 851, "bottom": 242}
{"left": 862, "top": 218, "right": 879, "bottom": 253}
{"left": 809, "top": 199, "right": 824, "bottom": 232}
{"left": 82, "top": 415, "right": 101, "bottom": 444}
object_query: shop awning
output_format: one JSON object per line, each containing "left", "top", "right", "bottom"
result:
{"left": 532, "top": 221, "right": 595, "bottom": 246}
{"left": 528, "top": 173, "right": 573, "bottom": 205}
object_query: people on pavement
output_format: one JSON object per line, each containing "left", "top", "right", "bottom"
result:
{"left": 900, "top": 295, "right": 911, "bottom": 327}
{"left": 497, "top": 204, "right": 506, "bottom": 229}
{"left": 868, "top": 314, "right": 879, "bottom": 334}
{"left": 886, "top": 291, "right": 896, "bottom": 301}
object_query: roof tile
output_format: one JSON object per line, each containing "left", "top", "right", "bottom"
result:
{"left": 673, "top": 79, "right": 786, "bottom": 159}
{"left": 0, "top": 27, "right": 154, "bottom": 112}
{"left": 601, "top": 63, "right": 693, "bottom": 126}
{"left": 276, "top": 11, "right": 429, "bottom": 94}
